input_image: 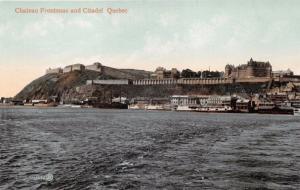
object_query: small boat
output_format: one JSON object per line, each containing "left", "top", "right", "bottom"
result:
{"left": 128, "top": 104, "right": 141, "bottom": 110}
{"left": 294, "top": 108, "right": 300, "bottom": 116}
{"left": 196, "top": 106, "right": 232, "bottom": 113}
{"left": 176, "top": 105, "right": 197, "bottom": 111}
{"left": 145, "top": 104, "right": 164, "bottom": 110}
{"left": 58, "top": 104, "right": 81, "bottom": 108}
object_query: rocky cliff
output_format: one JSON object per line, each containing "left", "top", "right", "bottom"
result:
{"left": 15, "top": 64, "right": 271, "bottom": 102}
{"left": 15, "top": 66, "right": 151, "bottom": 100}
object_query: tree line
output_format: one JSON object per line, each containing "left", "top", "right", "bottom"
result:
{"left": 181, "top": 69, "right": 224, "bottom": 78}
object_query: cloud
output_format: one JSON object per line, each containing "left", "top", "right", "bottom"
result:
{"left": 21, "top": 15, "right": 64, "bottom": 38}
{"left": 260, "top": 21, "right": 289, "bottom": 44}
{"left": 67, "top": 18, "right": 92, "bottom": 28}
{"left": 92, "top": 14, "right": 234, "bottom": 70}
{"left": 187, "top": 15, "right": 231, "bottom": 49}
{"left": 158, "top": 13, "right": 178, "bottom": 27}
{"left": 0, "top": 23, "right": 10, "bottom": 37}
{"left": 143, "top": 32, "right": 180, "bottom": 55}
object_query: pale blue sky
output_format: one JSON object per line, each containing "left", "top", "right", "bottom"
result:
{"left": 1, "top": 0, "right": 300, "bottom": 96}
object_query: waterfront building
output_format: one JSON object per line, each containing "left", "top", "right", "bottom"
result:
{"left": 267, "top": 93, "right": 288, "bottom": 106}
{"left": 129, "top": 97, "right": 169, "bottom": 110}
{"left": 170, "top": 95, "right": 235, "bottom": 112}
{"left": 225, "top": 58, "right": 272, "bottom": 79}
{"left": 206, "top": 96, "right": 232, "bottom": 107}
{"left": 170, "top": 95, "right": 204, "bottom": 107}
{"left": 170, "top": 95, "right": 232, "bottom": 108}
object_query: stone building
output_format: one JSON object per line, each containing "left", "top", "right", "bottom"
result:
{"left": 72, "top": 64, "right": 85, "bottom": 71}
{"left": 63, "top": 64, "right": 85, "bottom": 73}
{"left": 225, "top": 58, "right": 272, "bottom": 79}
{"left": 86, "top": 62, "right": 102, "bottom": 72}
{"left": 151, "top": 67, "right": 180, "bottom": 80}
{"left": 46, "top": 67, "right": 63, "bottom": 74}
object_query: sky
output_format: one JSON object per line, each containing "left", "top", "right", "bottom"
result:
{"left": 1, "top": 0, "right": 300, "bottom": 97}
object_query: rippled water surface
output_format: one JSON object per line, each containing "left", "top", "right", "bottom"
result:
{"left": 0, "top": 108, "right": 300, "bottom": 189}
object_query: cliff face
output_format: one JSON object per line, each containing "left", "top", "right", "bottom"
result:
{"left": 15, "top": 67, "right": 151, "bottom": 100}
{"left": 42, "top": 82, "right": 269, "bottom": 104}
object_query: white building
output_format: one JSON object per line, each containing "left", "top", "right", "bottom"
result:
{"left": 206, "top": 96, "right": 232, "bottom": 106}
{"left": 72, "top": 64, "right": 85, "bottom": 71}
{"left": 170, "top": 95, "right": 232, "bottom": 108}
{"left": 63, "top": 64, "right": 85, "bottom": 73}
{"left": 170, "top": 95, "right": 209, "bottom": 107}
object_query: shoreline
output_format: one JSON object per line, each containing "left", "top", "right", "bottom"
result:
{"left": 0, "top": 104, "right": 296, "bottom": 116}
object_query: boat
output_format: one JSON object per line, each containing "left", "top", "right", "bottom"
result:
{"left": 58, "top": 104, "right": 81, "bottom": 108}
{"left": 91, "top": 102, "right": 128, "bottom": 109}
{"left": 294, "top": 108, "right": 300, "bottom": 116}
{"left": 81, "top": 105, "right": 93, "bottom": 108}
{"left": 196, "top": 106, "right": 232, "bottom": 113}
{"left": 128, "top": 104, "right": 141, "bottom": 110}
{"left": 145, "top": 104, "right": 164, "bottom": 110}
{"left": 257, "top": 106, "right": 294, "bottom": 115}
{"left": 176, "top": 105, "right": 197, "bottom": 111}
{"left": 256, "top": 102, "right": 275, "bottom": 110}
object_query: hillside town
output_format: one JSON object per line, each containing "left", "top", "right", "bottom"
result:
{"left": 2, "top": 58, "right": 300, "bottom": 115}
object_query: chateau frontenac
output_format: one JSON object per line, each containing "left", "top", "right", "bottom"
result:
{"left": 225, "top": 58, "right": 272, "bottom": 79}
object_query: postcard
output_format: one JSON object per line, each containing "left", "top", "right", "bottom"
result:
{"left": 1, "top": 0, "right": 300, "bottom": 189}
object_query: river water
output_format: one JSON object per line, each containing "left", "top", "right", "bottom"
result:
{"left": 0, "top": 108, "right": 299, "bottom": 189}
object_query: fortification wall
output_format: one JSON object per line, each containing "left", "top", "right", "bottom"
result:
{"left": 86, "top": 63, "right": 102, "bottom": 72}
{"left": 132, "top": 78, "right": 269, "bottom": 85}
